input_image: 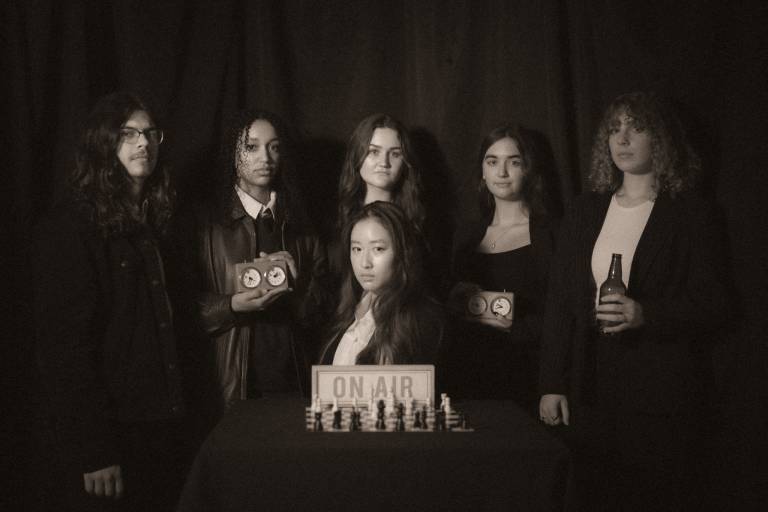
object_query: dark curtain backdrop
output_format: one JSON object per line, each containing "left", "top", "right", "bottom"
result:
{"left": 3, "top": 0, "right": 766, "bottom": 509}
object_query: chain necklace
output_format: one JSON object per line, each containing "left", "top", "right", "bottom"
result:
{"left": 488, "top": 220, "right": 528, "bottom": 250}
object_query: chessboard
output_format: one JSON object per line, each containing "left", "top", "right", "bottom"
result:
{"left": 305, "top": 395, "right": 473, "bottom": 432}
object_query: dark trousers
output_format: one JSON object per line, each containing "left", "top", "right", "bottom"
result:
{"left": 556, "top": 405, "right": 705, "bottom": 512}
{"left": 36, "top": 418, "right": 190, "bottom": 512}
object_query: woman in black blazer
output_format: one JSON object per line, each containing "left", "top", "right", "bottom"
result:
{"left": 539, "top": 92, "right": 728, "bottom": 510}
{"left": 445, "top": 124, "right": 558, "bottom": 409}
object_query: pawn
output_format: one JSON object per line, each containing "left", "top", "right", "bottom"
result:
{"left": 460, "top": 412, "right": 470, "bottom": 430}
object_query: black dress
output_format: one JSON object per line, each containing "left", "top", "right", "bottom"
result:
{"left": 445, "top": 216, "right": 557, "bottom": 410}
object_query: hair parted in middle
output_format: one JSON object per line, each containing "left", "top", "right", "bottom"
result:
{"left": 69, "top": 91, "right": 174, "bottom": 237}
{"left": 337, "top": 113, "right": 425, "bottom": 232}
{"left": 475, "top": 124, "right": 548, "bottom": 219}
{"left": 588, "top": 91, "right": 700, "bottom": 197}
{"left": 329, "top": 201, "right": 440, "bottom": 365}
{"left": 214, "top": 108, "right": 311, "bottom": 231}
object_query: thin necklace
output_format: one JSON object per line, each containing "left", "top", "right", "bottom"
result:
{"left": 488, "top": 220, "right": 527, "bottom": 250}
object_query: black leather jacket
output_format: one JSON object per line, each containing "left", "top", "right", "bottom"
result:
{"left": 197, "top": 194, "right": 328, "bottom": 409}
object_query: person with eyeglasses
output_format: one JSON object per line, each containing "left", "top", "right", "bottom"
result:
{"left": 33, "top": 92, "right": 188, "bottom": 511}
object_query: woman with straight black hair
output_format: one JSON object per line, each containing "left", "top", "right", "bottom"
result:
{"left": 319, "top": 201, "right": 444, "bottom": 366}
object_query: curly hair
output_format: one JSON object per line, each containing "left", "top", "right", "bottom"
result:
{"left": 69, "top": 92, "right": 174, "bottom": 236}
{"left": 213, "top": 109, "right": 311, "bottom": 232}
{"left": 337, "top": 114, "right": 426, "bottom": 233}
{"left": 326, "top": 201, "right": 439, "bottom": 364}
{"left": 588, "top": 91, "right": 700, "bottom": 197}
{"left": 474, "top": 124, "right": 548, "bottom": 219}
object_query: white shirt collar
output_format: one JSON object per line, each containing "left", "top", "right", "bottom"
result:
{"left": 235, "top": 185, "right": 277, "bottom": 219}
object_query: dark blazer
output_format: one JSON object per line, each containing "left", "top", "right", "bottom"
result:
{"left": 539, "top": 191, "right": 728, "bottom": 415}
{"left": 33, "top": 198, "right": 185, "bottom": 473}
{"left": 318, "top": 298, "right": 445, "bottom": 366}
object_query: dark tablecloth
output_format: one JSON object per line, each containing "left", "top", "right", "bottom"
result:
{"left": 177, "top": 397, "right": 569, "bottom": 511}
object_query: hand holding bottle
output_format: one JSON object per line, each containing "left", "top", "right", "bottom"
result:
{"left": 596, "top": 294, "right": 645, "bottom": 333}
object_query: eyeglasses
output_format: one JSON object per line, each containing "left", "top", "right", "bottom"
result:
{"left": 119, "top": 127, "right": 164, "bottom": 145}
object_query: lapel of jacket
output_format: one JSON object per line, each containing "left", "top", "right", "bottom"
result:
{"left": 583, "top": 194, "right": 613, "bottom": 291}
{"left": 628, "top": 194, "right": 674, "bottom": 292}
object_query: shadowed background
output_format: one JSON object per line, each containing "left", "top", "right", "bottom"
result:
{"left": 3, "top": 0, "right": 766, "bottom": 509}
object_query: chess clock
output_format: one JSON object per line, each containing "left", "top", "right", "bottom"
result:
{"left": 235, "top": 257, "right": 289, "bottom": 293}
{"left": 466, "top": 291, "right": 514, "bottom": 322}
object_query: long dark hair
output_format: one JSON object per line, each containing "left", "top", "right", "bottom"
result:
{"left": 475, "top": 124, "right": 547, "bottom": 220}
{"left": 337, "top": 114, "right": 425, "bottom": 232}
{"left": 214, "top": 109, "right": 311, "bottom": 231}
{"left": 69, "top": 91, "right": 174, "bottom": 236}
{"left": 327, "top": 202, "right": 439, "bottom": 364}
{"left": 589, "top": 91, "right": 700, "bottom": 197}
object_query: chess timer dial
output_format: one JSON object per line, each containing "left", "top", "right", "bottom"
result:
{"left": 467, "top": 291, "right": 514, "bottom": 322}
{"left": 490, "top": 296, "right": 512, "bottom": 318}
{"left": 241, "top": 268, "right": 262, "bottom": 289}
{"left": 235, "top": 257, "right": 289, "bottom": 293}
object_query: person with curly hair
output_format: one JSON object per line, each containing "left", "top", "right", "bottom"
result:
{"left": 445, "top": 124, "right": 558, "bottom": 410}
{"left": 538, "top": 92, "right": 728, "bottom": 510}
{"left": 319, "top": 201, "right": 444, "bottom": 366}
{"left": 33, "top": 92, "right": 186, "bottom": 511}
{"left": 195, "top": 109, "right": 328, "bottom": 415}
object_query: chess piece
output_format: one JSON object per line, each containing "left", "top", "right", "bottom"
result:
{"left": 414, "top": 410, "right": 422, "bottom": 429}
{"left": 314, "top": 410, "right": 323, "bottom": 432}
{"left": 444, "top": 395, "right": 452, "bottom": 415}
{"left": 421, "top": 405, "right": 429, "bottom": 430}
{"left": 460, "top": 412, "right": 470, "bottom": 430}
{"left": 440, "top": 393, "right": 447, "bottom": 412}
{"left": 332, "top": 398, "right": 342, "bottom": 430}
{"left": 376, "top": 399, "right": 386, "bottom": 430}
{"left": 385, "top": 386, "right": 395, "bottom": 416}
{"left": 404, "top": 396, "right": 413, "bottom": 417}
{"left": 395, "top": 403, "right": 405, "bottom": 431}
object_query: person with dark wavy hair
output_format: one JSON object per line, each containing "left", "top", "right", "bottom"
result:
{"left": 319, "top": 202, "right": 444, "bottom": 365}
{"left": 33, "top": 92, "right": 185, "bottom": 511}
{"left": 196, "top": 109, "right": 327, "bottom": 414}
{"left": 444, "top": 124, "right": 558, "bottom": 409}
{"left": 538, "top": 92, "right": 727, "bottom": 510}
{"left": 337, "top": 113, "right": 426, "bottom": 234}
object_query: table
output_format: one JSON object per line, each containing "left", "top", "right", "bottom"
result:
{"left": 177, "top": 397, "right": 570, "bottom": 511}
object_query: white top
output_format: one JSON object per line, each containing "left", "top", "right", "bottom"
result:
{"left": 332, "top": 307, "right": 376, "bottom": 365}
{"left": 235, "top": 185, "right": 276, "bottom": 219}
{"left": 591, "top": 195, "right": 654, "bottom": 304}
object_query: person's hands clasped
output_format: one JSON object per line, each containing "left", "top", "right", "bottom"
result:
{"left": 539, "top": 394, "right": 569, "bottom": 426}
{"left": 475, "top": 315, "right": 513, "bottom": 332}
{"left": 84, "top": 464, "right": 123, "bottom": 499}
{"left": 595, "top": 294, "right": 645, "bottom": 334}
